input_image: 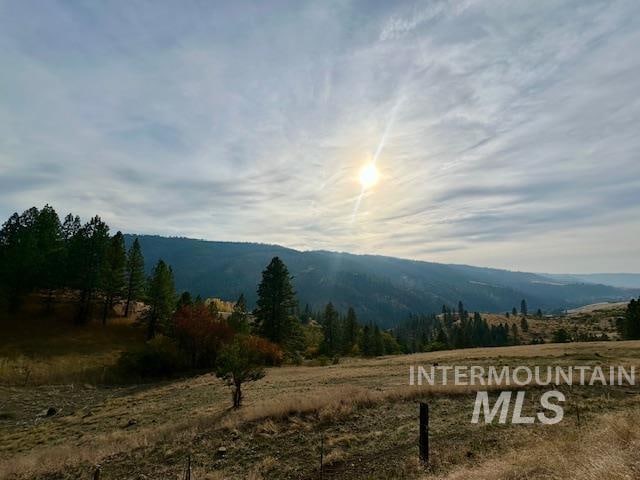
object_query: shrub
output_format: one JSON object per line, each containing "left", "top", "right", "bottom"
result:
{"left": 244, "top": 335, "right": 284, "bottom": 366}
{"left": 173, "top": 304, "right": 235, "bottom": 368}
{"left": 216, "top": 335, "right": 269, "bottom": 408}
{"left": 116, "top": 335, "right": 184, "bottom": 379}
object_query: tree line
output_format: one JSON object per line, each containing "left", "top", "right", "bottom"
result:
{"left": 617, "top": 297, "right": 640, "bottom": 340}
{"left": 0, "top": 205, "right": 147, "bottom": 324}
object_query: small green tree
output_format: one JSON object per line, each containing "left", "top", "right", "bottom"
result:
{"left": 552, "top": 328, "right": 570, "bottom": 343}
{"left": 512, "top": 307, "right": 518, "bottom": 316}
{"left": 520, "top": 299, "right": 528, "bottom": 317}
{"left": 215, "top": 336, "right": 267, "bottom": 408}
{"left": 520, "top": 316, "right": 529, "bottom": 332}
{"left": 124, "top": 237, "right": 145, "bottom": 317}
{"left": 145, "top": 260, "right": 175, "bottom": 339}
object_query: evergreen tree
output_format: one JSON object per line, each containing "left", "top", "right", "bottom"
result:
{"left": 342, "top": 307, "right": 360, "bottom": 355}
{"left": 0, "top": 208, "right": 40, "bottom": 310}
{"left": 176, "top": 291, "right": 193, "bottom": 310}
{"left": 254, "top": 257, "right": 299, "bottom": 348}
{"left": 124, "top": 237, "right": 145, "bottom": 317}
{"left": 520, "top": 299, "right": 528, "bottom": 317}
{"left": 536, "top": 308, "right": 543, "bottom": 318}
{"left": 511, "top": 323, "right": 520, "bottom": 345}
{"left": 552, "top": 328, "right": 570, "bottom": 343}
{"left": 68, "top": 216, "right": 110, "bottom": 324}
{"left": 373, "top": 325, "right": 385, "bottom": 356}
{"left": 360, "top": 324, "right": 374, "bottom": 356}
{"left": 229, "top": 293, "right": 250, "bottom": 334}
{"left": 512, "top": 307, "right": 518, "bottom": 316}
{"left": 100, "top": 231, "right": 126, "bottom": 325}
{"left": 145, "top": 260, "right": 175, "bottom": 339}
{"left": 622, "top": 298, "right": 640, "bottom": 339}
{"left": 320, "top": 302, "right": 341, "bottom": 355}
{"left": 35, "top": 205, "right": 64, "bottom": 311}
{"left": 520, "top": 316, "right": 529, "bottom": 332}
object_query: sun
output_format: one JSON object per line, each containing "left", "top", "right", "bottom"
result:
{"left": 359, "top": 163, "right": 380, "bottom": 189}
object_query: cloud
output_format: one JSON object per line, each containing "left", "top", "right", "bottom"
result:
{"left": 0, "top": 0, "right": 639, "bottom": 273}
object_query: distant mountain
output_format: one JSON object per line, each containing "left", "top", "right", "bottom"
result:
{"left": 125, "top": 235, "right": 637, "bottom": 327}
{"left": 543, "top": 273, "right": 640, "bottom": 290}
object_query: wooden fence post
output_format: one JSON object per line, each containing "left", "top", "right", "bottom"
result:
{"left": 319, "top": 434, "right": 324, "bottom": 479}
{"left": 419, "top": 402, "right": 429, "bottom": 465}
{"left": 185, "top": 454, "right": 191, "bottom": 480}
{"left": 93, "top": 466, "right": 101, "bottom": 480}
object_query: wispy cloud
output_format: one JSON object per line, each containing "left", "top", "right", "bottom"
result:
{"left": 0, "top": 0, "right": 639, "bottom": 273}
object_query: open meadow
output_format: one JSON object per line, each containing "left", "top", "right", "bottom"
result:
{"left": 2, "top": 316, "right": 639, "bottom": 480}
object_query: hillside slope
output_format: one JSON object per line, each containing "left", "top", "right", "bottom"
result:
{"left": 126, "top": 235, "right": 636, "bottom": 326}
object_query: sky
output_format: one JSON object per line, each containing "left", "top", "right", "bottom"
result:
{"left": 1, "top": 0, "right": 639, "bottom": 274}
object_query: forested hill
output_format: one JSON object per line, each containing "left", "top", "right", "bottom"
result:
{"left": 126, "top": 235, "right": 637, "bottom": 327}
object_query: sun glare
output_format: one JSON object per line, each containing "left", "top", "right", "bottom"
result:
{"left": 359, "top": 163, "right": 380, "bottom": 189}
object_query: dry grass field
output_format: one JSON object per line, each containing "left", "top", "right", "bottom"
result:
{"left": 1, "top": 322, "right": 639, "bottom": 480}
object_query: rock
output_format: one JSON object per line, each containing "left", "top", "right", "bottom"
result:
{"left": 38, "top": 407, "right": 57, "bottom": 417}
{"left": 124, "top": 419, "right": 137, "bottom": 428}
{"left": 217, "top": 446, "right": 227, "bottom": 456}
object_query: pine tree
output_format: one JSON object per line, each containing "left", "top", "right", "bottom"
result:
{"left": 124, "top": 238, "right": 145, "bottom": 317}
{"left": 176, "top": 291, "right": 193, "bottom": 310}
{"left": 254, "top": 257, "right": 299, "bottom": 348}
{"left": 0, "top": 208, "right": 40, "bottom": 311}
{"left": 34, "top": 205, "right": 64, "bottom": 311}
{"left": 511, "top": 323, "right": 520, "bottom": 345}
{"left": 145, "top": 259, "right": 175, "bottom": 339}
{"left": 360, "top": 324, "right": 374, "bottom": 356}
{"left": 512, "top": 307, "right": 518, "bottom": 316}
{"left": 229, "top": 293, "right": 250, "bottom": 334}
{"left": 520, "top": 316, "right": 529, "bottom": 332}
{"left": 342, "top": 307, "right": 360, "bottom": 354}
{"left": 520, "top": 299, "right": 528, "bottom": 317}
{"left": 320, "top": 302, "right": 341, "bottom": 355}
{"left": 68, "top": 216, "right": 110, "bottom": 324}
{"left": 622, "top": 298, "right": 640, "bottom": 339}
{"left": 100, "top": 231, "right": 126, "bottom": 325}
{"left": 373, "top": 325, "right": 385, "bottom": 356}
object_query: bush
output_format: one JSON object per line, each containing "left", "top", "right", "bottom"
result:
{"left": 244, "top": 335, "right": 284, "bottom": 366}
{"left": 173, "top": 304, "right": 235, "bottom": 368}
{"left": 216, "top": 335, "right": 269, "bottom": 408}
{"left": 117, "top": 336, "right": 185, "bottom": 379}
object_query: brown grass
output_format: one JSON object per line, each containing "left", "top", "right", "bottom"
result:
{"left": 431, "top": 408, "right": 640, "bottom": 480}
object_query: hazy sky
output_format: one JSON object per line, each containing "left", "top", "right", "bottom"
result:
{"left": 1, "top": 0, "right": 639, "bottom": 273}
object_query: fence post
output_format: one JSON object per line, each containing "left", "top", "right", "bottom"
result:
{"left": 185, "top": 454, "right": 191, "bottom": 480}
{"left": 319, "top": 434, "right": 324, "bottom": 479}
{"left": 419, "top": 402, "right": 429, "bottom": 465}
{"left": 93, "top": 466, "right": 101, "bottom": 480}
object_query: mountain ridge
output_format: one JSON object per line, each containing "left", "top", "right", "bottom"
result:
{"left": 124, "top": 234, "right": 637, "bottom": 327}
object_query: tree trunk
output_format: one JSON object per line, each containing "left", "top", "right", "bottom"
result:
{"left": 233, "top": 380, "right": 242, "bottom": 408}
{"left": 102, "top": 295, "right": 111, "bottom": 326}
{"left": 124, "top": 280, "right": 133, "bottom": 317}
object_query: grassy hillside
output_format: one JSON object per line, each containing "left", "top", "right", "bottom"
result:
{"left": 1, "top": 340, "right": 639, "bottom": 479}
{"left": 126, "top": 235, "right": 636, "bottom": 327}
